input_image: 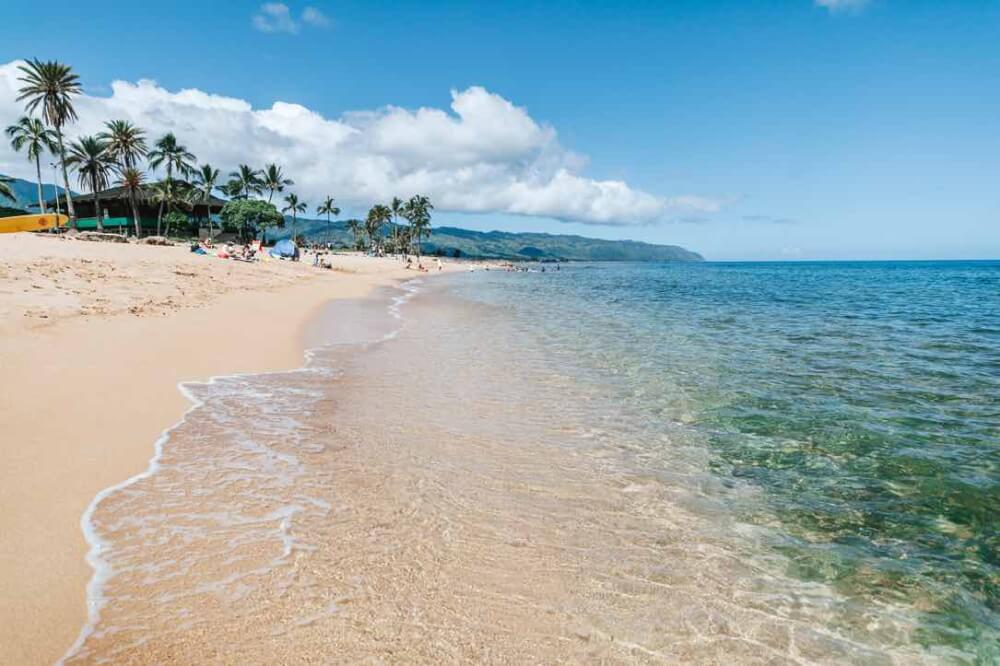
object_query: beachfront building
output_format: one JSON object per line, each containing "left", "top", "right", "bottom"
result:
{"left": 45, "top": 183, "right": 226, "bottom": 235}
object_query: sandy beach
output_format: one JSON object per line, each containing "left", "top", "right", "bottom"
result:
{"left": 0, "top": 232, "right": 459, "bottom": 664}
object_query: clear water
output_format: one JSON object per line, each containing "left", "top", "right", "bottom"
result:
{"left": 448, "top": 260, "right": 999, "bottom": 661}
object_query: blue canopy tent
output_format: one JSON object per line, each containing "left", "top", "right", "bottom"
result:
{"left": 270, "top": 239, "right": 298, "bottom": 259}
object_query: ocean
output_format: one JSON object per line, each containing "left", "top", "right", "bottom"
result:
{"left": 64, "top": 260, "right": 998, "bottom": 664}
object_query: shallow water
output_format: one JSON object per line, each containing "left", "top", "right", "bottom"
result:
{"left": 64, "top": 261, "right": 998, "bottom": 664}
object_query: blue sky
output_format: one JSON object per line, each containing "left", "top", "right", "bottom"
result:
{"left": 1, "top": 0, "right": 998, "bottom": 260}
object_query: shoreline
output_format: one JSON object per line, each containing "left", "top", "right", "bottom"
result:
{"left": 0, "top": 234, "right": 461, "bottom": 664}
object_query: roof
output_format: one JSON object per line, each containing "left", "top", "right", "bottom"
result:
{"left": 44, "top": 180, "right": 228, "bottom": 208}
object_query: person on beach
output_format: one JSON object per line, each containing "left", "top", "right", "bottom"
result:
{"left": 436, "top": 258, "right": 443, "bottom": 271}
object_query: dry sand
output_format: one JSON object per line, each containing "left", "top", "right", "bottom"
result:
{"left": 0, "top": 232, "right": 462, "bottom": 664}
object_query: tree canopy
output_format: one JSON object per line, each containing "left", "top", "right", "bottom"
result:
{"left": 219, "top": 198, "right": 283, "bottom": 240}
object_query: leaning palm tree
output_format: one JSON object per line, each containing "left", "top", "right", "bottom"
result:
{"left": 262, "top": 164, "right": 293, "bottom": 203}
{"left": 16, "top": 59, "right": 82, "bottom": 227}
{"left": 117, "top": 167, "right": 146, "bottom": 237}
{"left": 282, "top": 193, "right": 306, "bottom": 241}
{"left": 192, "top": 164, "right": 221, "bottom": 240}
{"left": 316, "top": 196, "right": 339, "bottom": 246}
{"left": 0, "top": 176, "right": 14, "bottom": 203}
{"left": 6, "top": 116, "right": 57, "bottom": 214}
{"left": 402, "top": 194, "right": 434, "bottom": 258}
{"left": 66, "top": 135, "right": 115, "bottom": 231}
{"left": 230, "top": 164, "right": 263, "bottom": 200}
{"left": 99, "top": 120, "right": 147, "bottom": 169}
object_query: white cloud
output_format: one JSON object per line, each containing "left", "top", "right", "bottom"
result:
{"left": 815, "top": 0, "right": 870, "bottom": 13}
{"left": 252, "top": 3, "right": 299, "bottom": 33}
{"left": 302, "top": 7, "right": 331, "bottom": 28}
{"left": 0, "top": 61, "right": 717, "bottom": 226}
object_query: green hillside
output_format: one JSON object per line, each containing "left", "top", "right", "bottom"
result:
{"left": 273, "top": 218, "right": 702, "bottom": 262}
{"left": 0, "top": 175, "right": 73, "bottom": 212}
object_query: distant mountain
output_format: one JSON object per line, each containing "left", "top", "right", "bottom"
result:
{"left": 0, "top": 174, "right": 73, "bottom": 212}
{"left": 273, "top": 218, "right": 703, "bottom": 262}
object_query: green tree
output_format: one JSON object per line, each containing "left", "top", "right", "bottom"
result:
{"left": 99, "top": 120, "right": 147, "bottom": 170}
{"left": 5, "top": 116, "right": 57, "bottom": 214}
{"left": 365, "top": 204, "right": 392, "bottom": 253}
{"left": 262, "top": 164, "right": 293, "bottom": 203}
{"left": 66, "top": 135, "right": 115, "bottom": 231}
{"left": 16, "top": 59, "right": 82, "bottom": 227}
{"left": 282, "top": 193, "right": 306, "bottom": 240}
{"left": 316, "top": 196, "right": 340, "bottom": 245}
{"left": 147, "top": 133, "right": 195, "bottom": 179}
{"left": 219, "top": 198, "right": 283, "bottom": 242}
{"left": 148, "top": 133, "right": 195, "bottom": 233}
{"left": 402, "top": 194, "right": 433, "bottom": 258}
{"left": 148, "top": 178, "right": 192, "bottom": 236}
{"left": 346, "top": 218, "right": 362, "bottom": 249}
{"left": 117, "top": 167, "right": 146, "bottom": 237}
{"left": 219, "top": 179, "right": 245, "bottom": 200}
{"left": 192, "top": 164, "right": 221, "bottom": 240}
{"left": 230, "top": 164, "right": 263, "bottom": 199}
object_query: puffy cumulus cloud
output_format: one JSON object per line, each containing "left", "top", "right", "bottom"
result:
{"left": 0, "top": 61, "right": 716, "bottom": 226}
{"left": 815, "top": 0, "right": 870, "bottom": 12}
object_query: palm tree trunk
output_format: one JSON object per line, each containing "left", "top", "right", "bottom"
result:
{"left": 92, "top": 175, "right": 103, "bottom": 232}
{"left": 33, "top": 157, "right": 47, "bottom": 215}
{"left": 55, "top": 127, "right": 76, "bottom": 228}
{"left": 206, "top": 200, "right": 213, "bottom": 241}
{"left": 157, "top": 205, "right": 163, "bottom": 237}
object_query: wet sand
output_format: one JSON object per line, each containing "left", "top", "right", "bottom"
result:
{"left": 0, "top": 233, "right": 462, "bottom": 664}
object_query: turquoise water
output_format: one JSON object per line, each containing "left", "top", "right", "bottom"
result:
{"left": 450, "top": 261, "right": 999, "bottom": 661}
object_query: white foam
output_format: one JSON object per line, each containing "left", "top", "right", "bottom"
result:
{"left": 59, "top": 278, "right": 424, "bottom": 664}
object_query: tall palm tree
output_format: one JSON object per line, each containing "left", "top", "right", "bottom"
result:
{"left": 402, "top": 194, "right": 434, "bottom": 258}
{"left": 262, "top": 164, "right": 293, "bottom": 203}
{"left": 66, "top": 136, "right": 115, "bottom": 231}
{"left": 6, "top": 116, "right": 57, "bottom": 214}
{"left": 148, "top": 179, "right": 192, "bottom": 237}
{"left": 16, "top": 59, "right": 82, "bottom": 227}
{"left": 389, "top": 196, "right": 406, "bottom": 257}
{"left": 346, "top": 219, "right": 362, "bottom": 249}
{"left": 117, "top": 167, "right": 146, "bottom": 237}
{"left": 316, "top": 196, "right": 339, "bottom": 246}
{"left": 192, "top": 164, "right": 221, "bottom": 240}
{"left": 148, "top": 133, "right": 195, "bottom": 234}
{"left": 282, "top": 193, "right": 306, "bottom": 241}
{"left": 147, "top": 133, "right": 195, "bottom": 179}
{"left": 0, "top": 176, "right": 14, "bottom": 203}
{"left": 99, "top": 120, "right": 147, "bottom": 169}
{"left": 366, "top": 204, "right": 392, "bottom": 254}
{"left": 230, "top": 164, "right": 263, "bottom": 199}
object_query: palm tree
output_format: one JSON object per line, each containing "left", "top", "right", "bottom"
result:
{"left": 66, "top": 135, "right": 114, "bottom": 231}
{"left": 219, "top": 179, "right": 245, "bottom": 200}
{"left": 346, "top": 219, "right": 362, "bottom": 249}
{"left": 148, "top": 179, "right": 192, "bottom": 237}
{"left": 117, "top": 167, "right": 146, "bottom": 237}
{"left": 316, "top": 196, "right": 339, "bottom": 246}
{"left": 6, "top": 116, "right": 57, "bottom": 214}
{"left": 0, "top": 176, "right": 14, "bottom": 203}
{"left": 148, "top": 133, "right": 195, "bottom": 235}
{"left": 192, "top": 164, "right": 221, "bottom": 240}
{"left": 147, "top": 133, "right": 195, "bottom": 179}
{"left": 16, "top": 59, "right": 82, "bottom": 228}
{"left": 366, "top": 204, "right": 392, "bottom": 254}
{"left": 389, "top": 196, "right": 405, "bottom": 257}
{"left": 230, "top": 165, "right": 263, "bottom": 199}
{"left": 99, "top": 120, "right": 147, "bottom": 169}
{"left": 262, "top": 164, "right": 293, "bottom": 203}
{"left": 402, "top": 195, "right": 433, "bottom": 258}
{"left": 282, "top": 193, "right": 306, "bottom": 241}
